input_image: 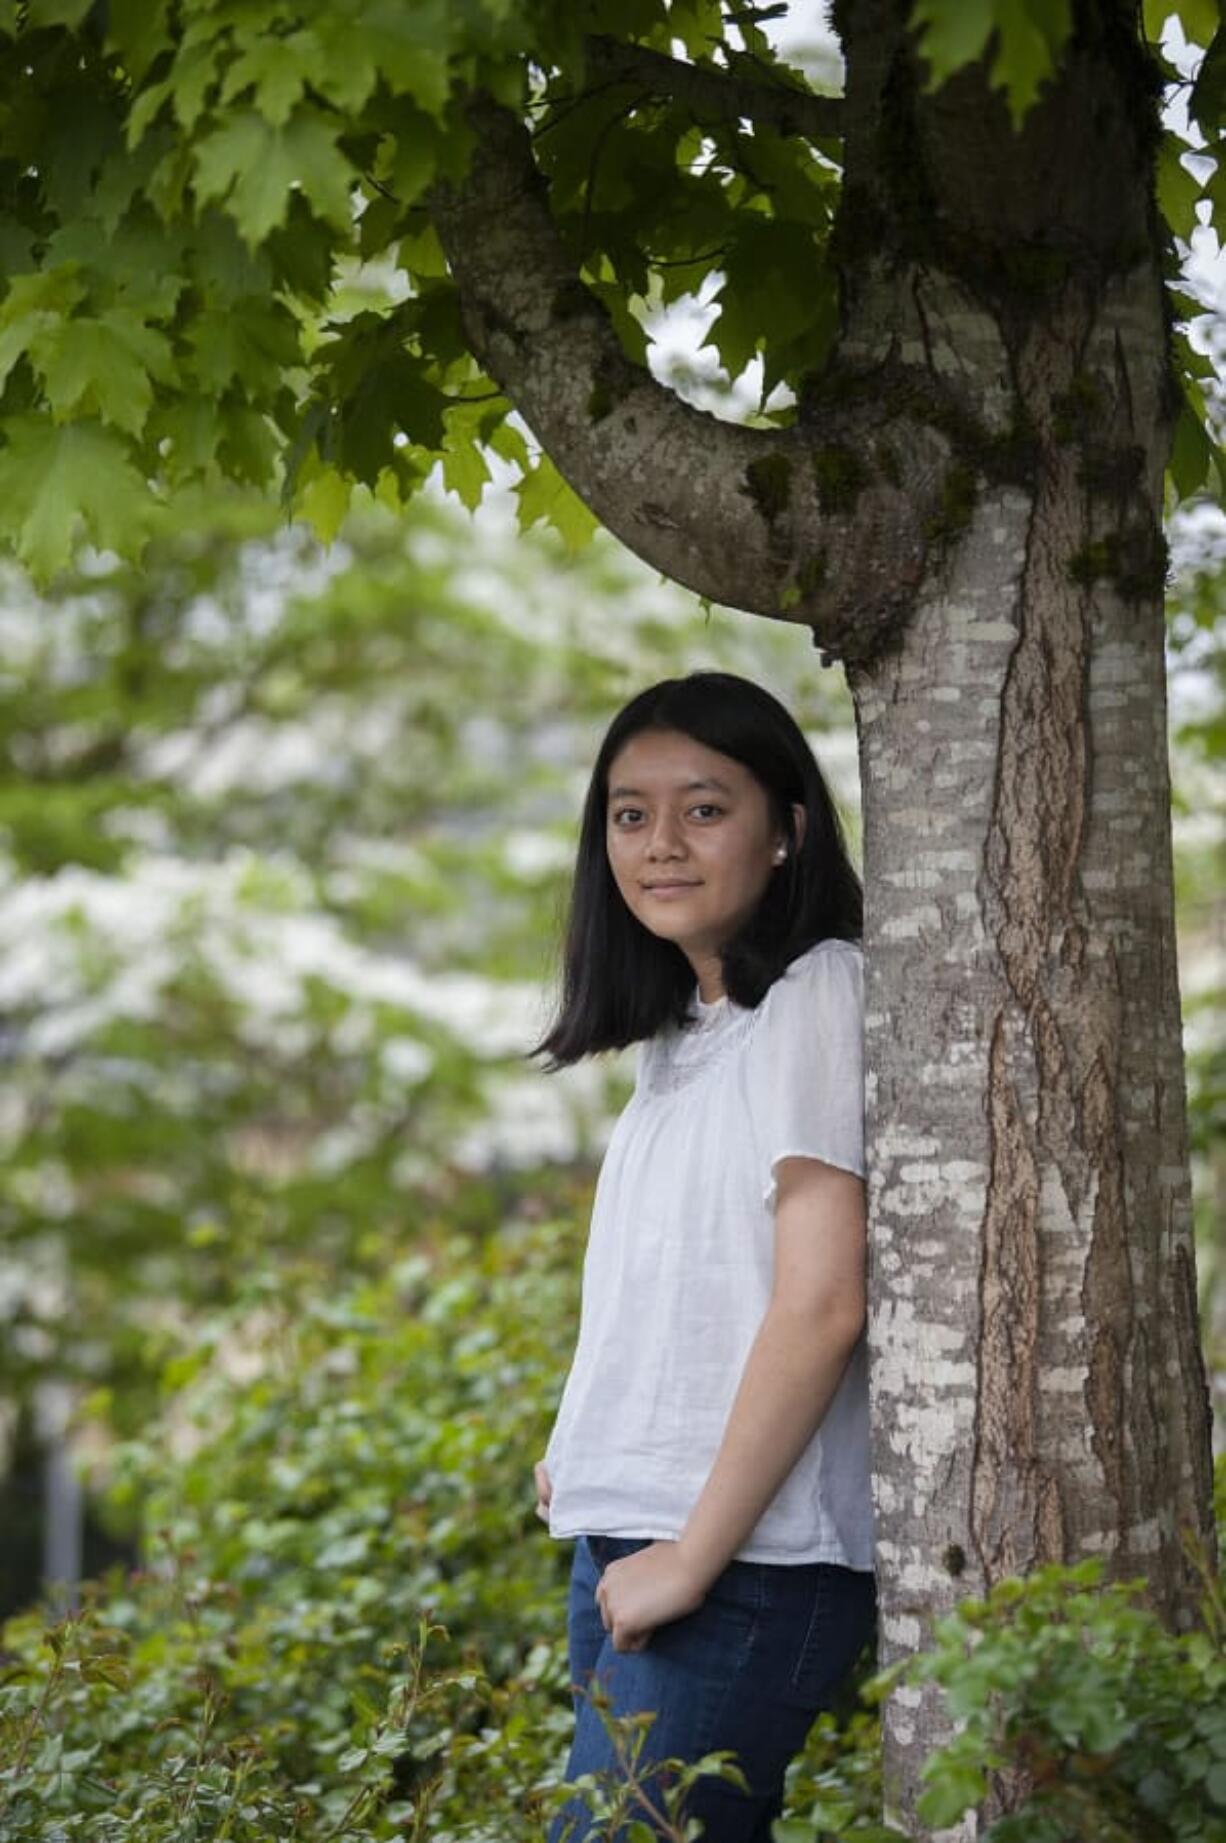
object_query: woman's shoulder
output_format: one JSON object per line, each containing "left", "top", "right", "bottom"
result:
{"left": 788, "top": 936, "right": 862, "bottom": 968}
{"left": 741, "top": 937, "right": 866, "bottom": 1183}
{"left": 748, "top": 938, "right": 863, "bottom": 1047}
{"left": 767, "top": 936, "right": 863, "bottom": 998}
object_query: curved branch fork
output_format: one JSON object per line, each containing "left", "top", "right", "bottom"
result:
{"left": 428, "top": 93, "right": 942, "bottom": 659}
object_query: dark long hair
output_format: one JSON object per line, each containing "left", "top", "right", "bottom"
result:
{"left": 532, "top": 671, "right": 862, "bottom": 1067}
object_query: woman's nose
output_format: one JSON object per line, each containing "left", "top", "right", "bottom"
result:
{"left": 646, "top": 814, "right": 685, "bottom": 856}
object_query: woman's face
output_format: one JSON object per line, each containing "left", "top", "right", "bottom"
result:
{"left": 604, "top": 728, "right": 798, "bottom": 980}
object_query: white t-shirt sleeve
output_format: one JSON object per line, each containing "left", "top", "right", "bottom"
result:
{"left": 749, "top": 942, "right": 866, "bottom": 1210}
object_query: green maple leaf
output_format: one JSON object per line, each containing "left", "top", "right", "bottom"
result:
{"left": 373, "top": 99, "right": 443, "bottom": 207}
{"left": 1145, "top": 0, "right": 1217, "bottom": 45}
{"left": 170, "top": 38, "right": 223, "bottom": 135}
{"left": 310, "top": 13, "right": 379, "bottom": 112}
{"left": 150, "top": 397, "right": 223, "bottom": 478}
{"left": 186, "top": 298, "right": 302, "bottom": 397}
{"left": 193, "top": 107, "right": 355, "bottom": 245}
{"left": 0, "top": 310, "right": 56, "bottom": 390}
{"left": 27, "top": 0, "right": 93, "bottom": 23}
{"left": 36, "top": 309, "right": 174, "bottom": 437}
{"left": 0, "top": 265, "right": 88, "bottom": 390}
{"left": 911, "top": 0, "right": 1073, "bottom": 126}
{"left": 345, "top": 357, "right": 449, "bottom": 481}
{"left": 0, "top": 416, "right": 151, "bottom": 581}
{"left": 1169, "top": 374, "right": 1219, "bottom": 501}
{"left": 440, "top": 438, "right": 490, "bottom": 510}
{"left": 1190, "top": 25, "right": 1226, "bottom": 134}
{"left": 665, "top": 0, "right": 725, "bottom": 60}
{"left": 488, "top": 416, "right": 530, "bottom": 472}
{"left": 126, "top": 76, "right": 176, "bottom": 150}
{"left": 704, "top": 217, "right": 827, "bottom": 388}
{"left": 105, "top": 0, "right": 171, "bottom": 83}
{"left": 46, "top": 217, "right": 188, "bottom": 317}
{"left": 440, "top": 400, "right": 497, "bottom": 510}
{"left": 219, "top": 31, "right": 320, "bottom": 129}
{"left": 1157, "top": 136, "right": 1204, "bottom": 241}
{"left": 311, "top": 309, "right": 450, "bottom": 482}
{"left": 911, "top": 0, "right": 997, "bottom": 78}
{"left": 297, "top": 459, "right": 353, "bottom": 542}
{"left": 514, "top": 453, "right": 598, "bottom": 552}
{"left": 356, "top": 0, "right": 454, "bottom": 117}
{"left": 216, "top": 400, "right": 279, "bottom": 485}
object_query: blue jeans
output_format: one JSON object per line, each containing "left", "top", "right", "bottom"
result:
{"left": 546, "top": 1536, "right": 876, "bottom": 1843}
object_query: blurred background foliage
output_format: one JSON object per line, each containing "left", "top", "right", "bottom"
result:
{"left": 0, "top": 480, "right": 1221, "bottom": 1838}
{"left": 0, "top": 482, "right": 865, "bottom": 1589}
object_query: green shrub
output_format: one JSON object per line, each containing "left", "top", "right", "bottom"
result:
{"left": 771, "top": 1708, "right": 903, "bottom": 1843}
{"left": 1, "top": 1205, "right": 585, "bottom": 1840}
{"left": 908, "top": 1540, "right": 1226, "bottom": 1843}
{"left": 3, "top": 1198, "right": 1223, "bottom": 1843}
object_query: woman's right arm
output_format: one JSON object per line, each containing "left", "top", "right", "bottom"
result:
{"left": 534, "top": 1459, "right": 552, "bottom": 1524}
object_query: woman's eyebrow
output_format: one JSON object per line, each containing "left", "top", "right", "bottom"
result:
{"left": 608, "top": 777, "right": 734, "bottom": 799}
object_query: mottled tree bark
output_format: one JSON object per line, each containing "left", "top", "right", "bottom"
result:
{"left": 839, "top": 3, "right": 1214, "bottom": 1827}
{"left": 429, "top": 1, "right": 1216, "bottom": 1833}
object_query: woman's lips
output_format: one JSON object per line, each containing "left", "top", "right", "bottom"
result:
{"left": 643, "top": 881, "right": 700, "bottom": 898}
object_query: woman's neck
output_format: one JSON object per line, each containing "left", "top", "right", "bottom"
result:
{"left": 691, "top": 951, "right": 725, "bottom": 1006}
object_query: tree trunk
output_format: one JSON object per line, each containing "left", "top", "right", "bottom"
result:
{"left": 836, "top": 3, "right": 1217, "bottom": 1829}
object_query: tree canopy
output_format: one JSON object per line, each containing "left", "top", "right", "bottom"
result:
{"left": 0, "top": 0, "right": 1221, "bottom": 584}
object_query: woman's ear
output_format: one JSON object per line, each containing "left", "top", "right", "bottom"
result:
{"left": 791, "top": 802, "right": 807, "bottom": 851}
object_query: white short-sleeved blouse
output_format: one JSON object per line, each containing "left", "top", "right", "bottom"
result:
{"left": 543, "top": 937, "right": 874, "bottom": 1569}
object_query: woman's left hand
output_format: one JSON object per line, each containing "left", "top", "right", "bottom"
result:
{"left": 595, "top": 1542, "right": 707, "bottom": 1652}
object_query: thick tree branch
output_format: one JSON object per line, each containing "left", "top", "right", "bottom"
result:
{"left": 427, "top": 93, "right": 942, "bottom": 657}
{"left": 582, "top": 35, "right": 844, "bottom": 144}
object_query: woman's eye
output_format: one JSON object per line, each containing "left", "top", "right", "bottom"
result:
{"left": 611, "top": 808, "right": 642, "bottom": 826}
{"left": 690, "top": 804, "right": 722, "bottom": 820}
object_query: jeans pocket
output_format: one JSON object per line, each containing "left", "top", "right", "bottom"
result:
{"left": 790, "top": 1565, "right": 876, "bottom": 1702}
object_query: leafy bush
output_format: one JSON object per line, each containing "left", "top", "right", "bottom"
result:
{"left": 771, "top": 1708, "right": 901, "bottom": 1843}
{"left": 1, "top": 1199, "right": 586, "bottom": 1840}
{"left": 909, "top": 1538, "right": 1226, "bottom": 1843}
{"left": 3, "top": 1190, "right": 1223, "bottom": 1842}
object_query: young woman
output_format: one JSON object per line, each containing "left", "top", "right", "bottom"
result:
{"left": 532, "top": 671, "right": 875, "bottom": 1843}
